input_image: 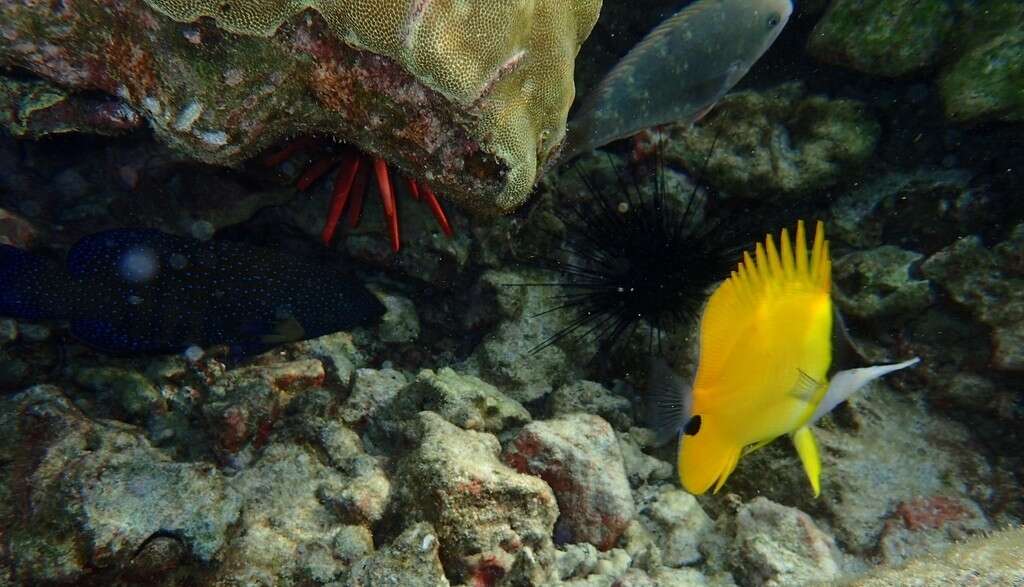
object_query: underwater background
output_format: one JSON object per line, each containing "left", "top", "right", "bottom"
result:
{"left": 0, "top": 0, "right": 1022, "bottom": 585}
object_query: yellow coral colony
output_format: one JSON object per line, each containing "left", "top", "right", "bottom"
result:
{"left": 141, "top": 0, "right": 602, "bottom": 212}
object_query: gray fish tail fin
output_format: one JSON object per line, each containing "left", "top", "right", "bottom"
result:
{"left": 647, "top": 357, "right": 693, "bottom": 447}
{"left": 0, "top": 244, "right": 70, "bottom": 320}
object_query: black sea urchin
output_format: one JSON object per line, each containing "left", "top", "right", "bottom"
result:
{"left": 526, "top": 151, "right": 747, "bottom": 354}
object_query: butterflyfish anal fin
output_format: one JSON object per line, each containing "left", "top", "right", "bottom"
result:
{"left": 791, "top": 426, "right": 822, "bottom": 497}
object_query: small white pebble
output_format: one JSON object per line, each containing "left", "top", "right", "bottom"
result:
{"left": 141, "top": 96, "right": 161, "bottom": 116}
{"left": 223, "top": 69, "right": 244, "bottom": 86}
{"left": 173, "top": 99, "right": 203, "bottom": 132}
{"left": 182, "top": 27, "right": 201, "bottom": 44}
{"left": 419, "top": 534, "right": 436, "bottom": 552}
{"left": 196, "top": 130, "right": 229, "bottom": 147}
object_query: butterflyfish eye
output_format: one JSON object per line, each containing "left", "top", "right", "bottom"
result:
{"left": 767, "top": 13, "right": 780, "bottom": 28}
{"left": 684, "top": 415, "right": 702, "bottom": 436}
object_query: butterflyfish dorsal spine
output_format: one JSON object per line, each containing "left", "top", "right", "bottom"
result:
{"left": 726, "top": 220, "right": 831, "bottom": 301}
{"left": 780, "top": 227, "right": 795, "bottom": 278}
{"left": 765, "top": 235, "right": 784, "bottom": 281}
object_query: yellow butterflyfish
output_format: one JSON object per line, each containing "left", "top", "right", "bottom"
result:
{"left": 648, "top": 220, "right": 920, "bottom": 496}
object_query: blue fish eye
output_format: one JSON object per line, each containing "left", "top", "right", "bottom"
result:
{"left": 767, "top": 13, "right": 781, "bottom": 28}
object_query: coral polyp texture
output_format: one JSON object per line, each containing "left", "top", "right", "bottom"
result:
{"left": 0, "top": 0, "right": 601, "bottom": 214}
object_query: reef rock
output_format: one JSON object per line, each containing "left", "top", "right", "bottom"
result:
{"left": 504, "top": 413, "right": 635, "bottom": 551}
{"left": 833, "top": 246, "right": 933, "bottom": 321}
{"left": 661, "top": 82, "right": 879, "bottom": 200}
{"left": 636, "top": 485, "right": 713, "bottom": 567}
{"left": 0, "top": 0, "right": 602, "bottom": 215}
{"left": 921, "top": 227, "right": 1024, "bottom": 371}
{"left": 828, "top": 169, "right": 994, "bottom": 253}
{"left": 548, "top": 379, "right": 633, "bottom": 431}
{"left": 845, "top": 526, "right": 1024, "bottom": 586}
{"left": 733, "top": 497, "right": 843, "bottom": 586}
{"left": 939, "top": 2, "right": 1024, "bottom": 122}
{"left": 467, "top": 268, "right": 587, "bottom": 403}
{"left": 340, "top": 367, "right": 408, "bottom": 429}
{"left": 215, "top": 442, "right": 364, "bottom": 584}
{"left": 349, "top": 523, "right": 451, "bottom": 587}
{"left": 0, "top": 386, "right": 242, "bottom": 584}
{"left": 393, "top": 412, "right": 559, "bottom": 585}
{"left": 807, "top": 0, "right": 955, "bottom": 77}
{"left": 202, "top": 358, "right": 326, "bottom": 461}
{"left": 0, "top": 77, "right": 141, "bottom": 138}
{"left": 877, "top": 495, "right": 990, "bottom": 567}
{"left": 393, "top": 367, "right": 532, "bottom": 434}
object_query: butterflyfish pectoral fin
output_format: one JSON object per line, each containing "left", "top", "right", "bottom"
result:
{"left": 789, "top": 369, "right": 826, "bottom": 402}
{"left": 791, "top": 426, "right": 822, "bottom": 497}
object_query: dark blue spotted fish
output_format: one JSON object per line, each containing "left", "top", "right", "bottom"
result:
{"left": 0, "top": 228, "right": 385, "bottom": 356}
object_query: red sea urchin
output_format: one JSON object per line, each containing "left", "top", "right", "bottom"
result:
{"left": 263, "top": 139, "right": 454, "bottom": 252}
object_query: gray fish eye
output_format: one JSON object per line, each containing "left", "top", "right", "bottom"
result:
{"left": 767, "top": 13, "right": 781, "bottom": 28}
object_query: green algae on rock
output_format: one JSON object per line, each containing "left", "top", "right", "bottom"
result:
{"left": 940, "top": 9, "right": 1024, "bottom": 123}
{"left": 833, "top": 246, "right": 934, "bottom": 321}
{"left": 0, "top": 77, "right": 141, "bottom": 139}
{"left": 0, "top": 0, "right": 601, "bottom": 215}
{"left": 139, "top": 0, "right": 602, "bottom": 211}
{"left": 807, "top": 0, "right": 955, "bottom": 78}
{"left": 921, "top": 226, "right": 1024, "bottom": 371}
{"left": 660, "top": 83, "right": 879, "bottom": 200}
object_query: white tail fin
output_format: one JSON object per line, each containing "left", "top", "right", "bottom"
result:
{"left": 809, "top": 358, "right": 921, "bottom": 425}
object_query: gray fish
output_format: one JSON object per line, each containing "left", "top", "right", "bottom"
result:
{"left": 563, "top": 0, "right": 793, "bottom": 160}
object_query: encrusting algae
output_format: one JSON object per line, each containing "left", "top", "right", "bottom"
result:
{"left": 141, "top": 0, "right": 603, "bottom": 211}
